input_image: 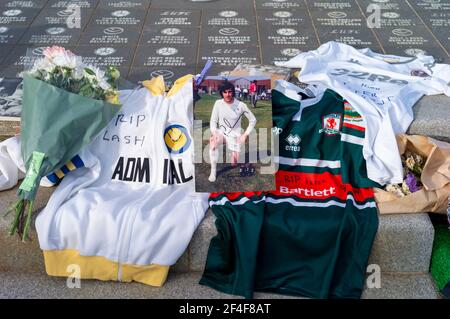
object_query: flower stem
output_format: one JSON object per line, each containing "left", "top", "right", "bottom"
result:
{"left": 8, "top": 200, "right": 25, "bottom": 236}
{"left": 22, "top": 201, "right": 34, "bottom": 242}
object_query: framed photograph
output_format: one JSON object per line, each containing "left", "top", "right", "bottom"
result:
{"left": 194, "top": 73, "right": 276, "bottom": 193}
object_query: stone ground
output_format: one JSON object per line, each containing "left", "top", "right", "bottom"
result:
{"left": 0, "top": 0, "right": 449, "bottom": 86}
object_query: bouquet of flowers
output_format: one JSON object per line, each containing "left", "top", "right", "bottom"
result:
{"left": 384, "top": 150, "right": 425, "bottom": 197}
{"left": 5, "top": 46, "right": 122, "bottom": 241}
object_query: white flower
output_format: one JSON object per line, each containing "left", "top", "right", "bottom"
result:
{"left": 32, "top": 57, "right": 55, "bottom": 73}
{"left": 42, "top": 46, "right": 72, "bottom": 60}
{"left": 52, "top": 52, "right": 81, "bottom": 68}
{"left": 98, "top": 80, "right": 111, "bottom": 91}
{"left": 385, "top": 184, "right": 405, "bottom": 197}
{"left": 72, "top": 67, "right": 84, "bottom": 80}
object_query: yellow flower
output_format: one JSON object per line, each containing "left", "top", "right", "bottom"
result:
{"left": 105, "top": 92, "right": 120, "bottom": 105}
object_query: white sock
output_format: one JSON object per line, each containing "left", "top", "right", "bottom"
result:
{"left": 209, "top": 147, "right": 218, "bottom": 182}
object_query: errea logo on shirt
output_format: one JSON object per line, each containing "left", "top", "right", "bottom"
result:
{"left": 285, "top": 134, "right": 301, "bottom": 152}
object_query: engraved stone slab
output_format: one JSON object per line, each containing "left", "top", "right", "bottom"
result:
{"left": 1, "top": 45, "right": 75, "bottom": 76}
{"left": 0, "top": 8, "right": 40, "bottom": 25}
{"left": 133, "top": 45, "right": 196, "bottom": 68}
{"left": 309, "top": 9, "right": 365, "bottom": 27}
{"left": 19, "top": 25, "right": 82, "bottom": 45}
{"left": 429, "top": 26, "right": 450, "bottom": 54}
{"left": 74, "top": 45, "right": 135, "bottom": 68}
{"left": 198, "top": 45, "right": 261, "bottom": 74}
{"left": 356, "top": 0, "right": 403, "bottom": 11}
{"left": 382, "top": 45, "right": 450, "bottom": 63}
{"left": 316, "top": 27, "right": 382, "bottom": 50}
{"left": 139, "top": 26, "right": 199, "bottom": 46}
{"left": 375, "top": 25, "right": 441, "bottom": 48}
{"left": 128, "top": 66, "right": 196, "bottom": 87}
{"left": 146, "top": 9, "right": 201, "bottom": 26}
{"left": 256, "top": 0, "right": 307, "bottom": 10}
{"left": 150, "top": 0, "right": 253, "bottom": 10}
{"left": 261, "top": 45, "right": 316, "bottom": 64}
{"left": 97, "top": 0, "right": 151, "bottom": 10}
{"left": 45, "top": 0, "right": 99, "bottom": 9}
{"left": 32, "top": 7, "right": 93, "bottom": 29}
{"left": 257, "top": 9, "right": 313, "bottom": 28}
{"left": 307, "top": 0, "right": 355, "bottom": 11}
{"left": 201, "top": 26, "right": 258, "bottom": 47}
{"left": 415, "top": 10, "right": 450, "bottom": 27}
{"left": 90, "top": 9, "right": 146, "bottom": 27}
{"left": 202, "top": 9, "right": 255, "bottom": 27}
{"left": 0, "top": 25, "right": 28, "bottom": 45}
{"left": 79, "top": 25, "right": 142, "bottom": 45}
{"left": 376, "top": 10, "right": 423, "bottom": 27}
{"left": 0, "top": 1, "right": 48, "bottom": 9}
{"left": 259, "top": 24, "right": 319, "bottom": 47}
{"left": 409, "top": 0, "right": 450, "bottom": 12}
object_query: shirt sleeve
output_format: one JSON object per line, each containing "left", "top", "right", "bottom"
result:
{"left": 210, "top": 101, "right": 219, "bottom": 134}
{"left": 241, "top": 102, "right": 257, "bottom": 135}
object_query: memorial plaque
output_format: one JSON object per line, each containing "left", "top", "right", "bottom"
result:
{"left": 146, "top": 9, "right": 201, "bottom": 26}
{"left": 316, "top": 27, "right": 382, "bottom": 49}
{"left": 32, "top": 7, "right": 93, "bottom": 29}
{"left": 133, "top": 45, "right": 196, "bottom": 68}
{"left": 415, "top": 11, "right": 450, "bottom": 27}
{"left": 356, "top": 0, "right": 402, "bottom": 11}
{"left": 19, "top": 25, "right": 82, "bottom": 45}
{"left": 257, "top": 9, "right": 313, "bottom": 27}
{"left": 79, "top": 25, "right": 142, "bottom": 45}
{"left": 309, "top": 9, "right": 365, "bottom": 27}
{"left": 0, "top": 1, "right": 48, "bottom": 9}
{"left": 382, "top": 45, "right": 450, "bottom": 63}
{"left": 428, "top": 27, "right": 450, "bottom": 53}
{"left": 202, "top": 10, "right": 255, "bottom": 26}
{"left": 90, "top": 9, "right": 146, "bottom": 27}
{"left": 150, "top": 0, "right": 253, "bottom": 10}
{"left": 377, "top": 10, "right": 422, "bottom": 28}
{"left": 97, "top": 0, "right": 151, "bottom": 10}
{"left": 261, "top": 45, "right": 316, "bottom": 64}
{"left": 139, "top": 26, "right": 199, "bottom": 46}
{"left": 74, "top": 45, "right": 134, "bottom": 68}
{"left": 128, "top": 66, "right": 196, "bottom": 87}
{"left": 1, "top": 45, "right": 75, "bottom": 76}
{"left": 307, "top": 0, "right": 355, "bottom": 11}
{"left": 0, "top": 25, "right": 28, "bottom": 45}
{"left": 375, "top": 25, "right": 440, "bottom": 47}
{"left": 199, "top": 45, "right": 261, "bottom": 74}
{"left": 46, "top": 0, "right": 99, "bottom": 9}
{"left": 409, "top": 0, "right": 450, "bottom": 12}
{"left": 259, "top": 25, "right": 319, "bottom": 47}
{"left": 256, "top": 0, "right": 306, "bottom": 10}
{"left": 201, "top": 26, "right": 258, "bottom": 46}
{"left": 0, "top": 8, "right": 40, "bottom": 25}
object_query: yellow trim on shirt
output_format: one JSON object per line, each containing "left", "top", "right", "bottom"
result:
{"left": 167, "top": 74, "right": 193, "bottom": 97}
{"left": 54, "top": 169, "right": 64, "bottom": 179}
{"left": 142, "top": 76, "right": 166, "bottom": 96}
{"left": 66, "top": 161, "right": 76, "bottom": 171}
{"left": 43, "top": 250, "right": 170, "bottom": 287}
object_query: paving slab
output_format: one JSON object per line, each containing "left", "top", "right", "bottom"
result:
{"left": 0, "top": 0, "right": 449, "bottom": 81}
{"left": 0, "top": 270, "right": 438, "bottom": 299}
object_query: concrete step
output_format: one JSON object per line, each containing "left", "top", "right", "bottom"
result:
{"left": 407, "top": 95, "right": 450, "bottom": 142}
{"left": 0, "top": 269, "right": 438, "bottom": 299}
{"left": 0, "top": 185, "right": 435, "bottom": 276}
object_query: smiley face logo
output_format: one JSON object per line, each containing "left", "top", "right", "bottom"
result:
{"left": 164, "top": 124, "right": 191, "bottom": 154}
